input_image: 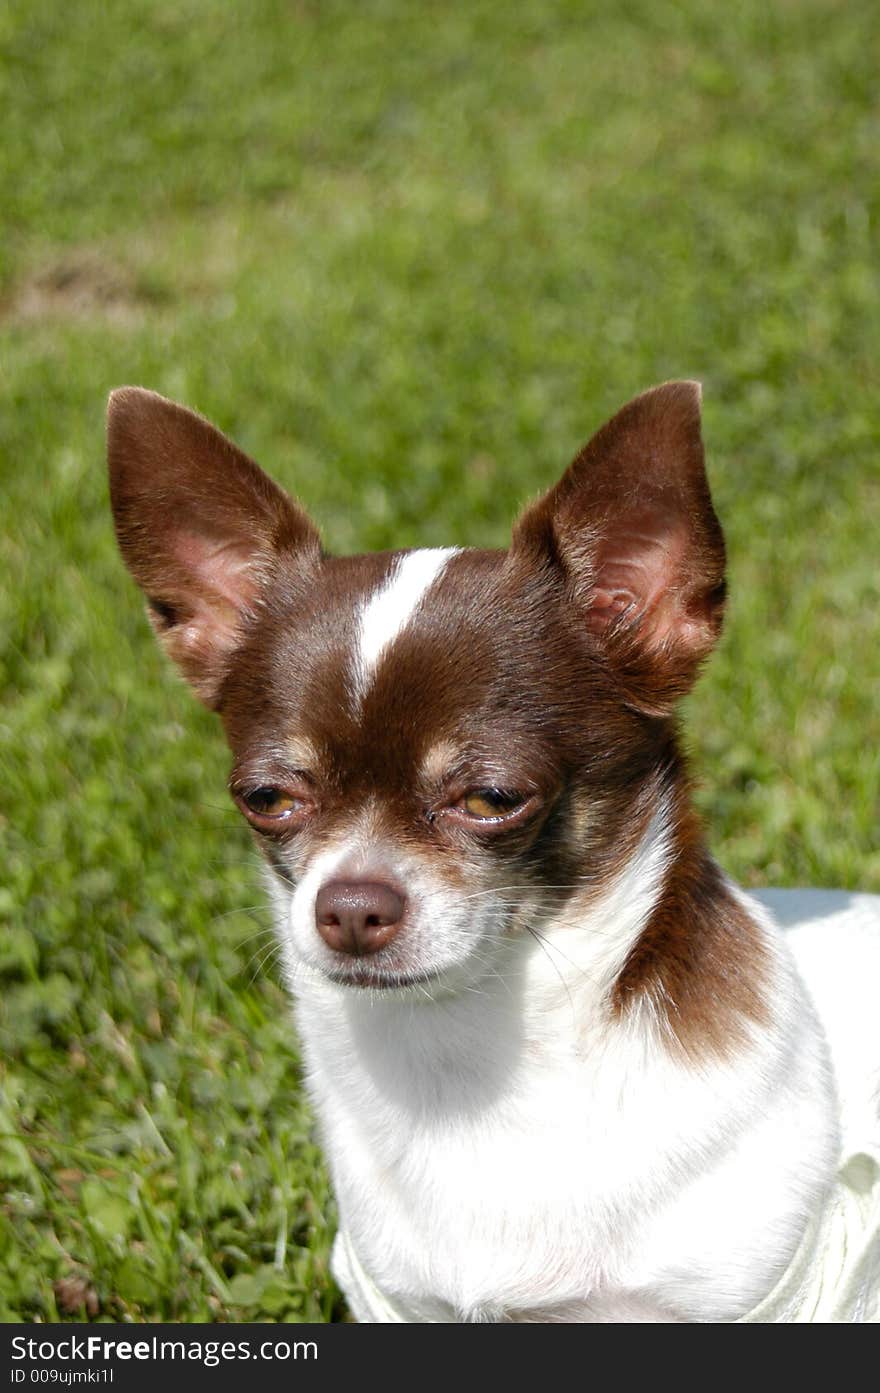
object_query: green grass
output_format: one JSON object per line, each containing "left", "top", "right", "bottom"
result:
{"left": 1, "top": 0, "right": 878, "bottom": 1322}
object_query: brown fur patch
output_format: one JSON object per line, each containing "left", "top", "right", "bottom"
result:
{"left": 511, "top": 382, "right": 726, "bottom": 715}
{"left": 612, "top": 783, "right": 769, "bottom": 1057}
{"left": 107, "top": 387, "right": 321, "bottom": 705}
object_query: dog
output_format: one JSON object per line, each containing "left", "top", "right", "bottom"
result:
{"left": 107, "top": 381, "right": 880, "bottom": 1322}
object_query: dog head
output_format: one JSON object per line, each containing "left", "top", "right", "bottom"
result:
{"left": 108, "top": 383, "right": 725, "bottom": 995}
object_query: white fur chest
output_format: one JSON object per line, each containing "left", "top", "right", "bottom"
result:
{"left": 293, "top": 907, "right": 838, "bottom": 1323}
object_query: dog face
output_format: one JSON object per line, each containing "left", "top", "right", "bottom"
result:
{"left": 108, "top": 383, "right": 725, "bottom": 995}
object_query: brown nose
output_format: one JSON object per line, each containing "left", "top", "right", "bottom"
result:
{"left": 315, "top": 880, "right": 406, "bottom": 956}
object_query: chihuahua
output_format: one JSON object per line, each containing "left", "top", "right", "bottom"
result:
{"left": 107, "top": 381, "right": 879, "bottom": 1322}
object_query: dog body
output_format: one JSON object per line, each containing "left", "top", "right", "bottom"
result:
{"left": 297, "top": 867, "right": 879, "bottom": 1322}
{"left": 107, "top": 382, "right": 880, "bottom": 1322}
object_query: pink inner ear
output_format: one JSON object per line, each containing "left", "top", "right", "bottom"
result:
{"left": 586, "top": 511, "right": 698, "bottom": 649}
{"left": 173, "top": 531, "right": 262, "bottom": 613}
{"left": 153, "top": 531, "right": 265, "bottom": 699}
{"left": 158, "top": 531, "right": 265, "bottom": 681}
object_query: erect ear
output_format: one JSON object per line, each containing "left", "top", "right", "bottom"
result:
{"left": 510, "top": 381, "right": 726, "bottom": 714}
{"left": 107, "top": 388, "right": 321, "bottom": 707}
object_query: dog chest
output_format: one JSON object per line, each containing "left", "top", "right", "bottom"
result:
{"left": 296, "top": 984, "right": 768, "bottom": 1320}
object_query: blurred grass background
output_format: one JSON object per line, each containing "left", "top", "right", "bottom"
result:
{"left": 1, "top": 0, "right": 878, "bottom": 1322}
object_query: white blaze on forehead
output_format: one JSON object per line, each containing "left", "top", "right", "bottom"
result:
{"left": 354, "top": 547, "right": 460, "bottom": 699}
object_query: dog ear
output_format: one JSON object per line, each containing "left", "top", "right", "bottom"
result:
{"left": 107, "top": 388, "right": 321, "bottom": 707}
{"left": 511, "top": 381, "right": 726, "bottom": 714}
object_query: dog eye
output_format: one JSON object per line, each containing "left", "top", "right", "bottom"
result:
{"left": 240, "top": 787, "right": 300, "bottom": 820}
{"left": 460, "top": 789, "right": 524, "bottom": 820}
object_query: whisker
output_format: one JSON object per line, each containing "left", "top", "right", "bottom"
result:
{"left": 246, "top": 940, "right": 285, "bottom": 988}
{"left": 523, "top": 925, "right": 579, "bottom": 1018}
{"left": 202, "top": 857, "right": 263, "bottom": 870}
{"left": 455, "top": 883, "right": 592, "bottom": 903}
{"left": 208, "top": 904, "right": 274, "bottom": 926}
{"left": 232, "top": 926, "right": 278, "bottom": 952}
